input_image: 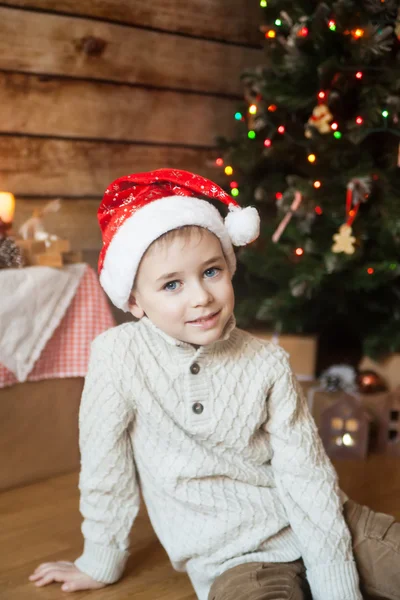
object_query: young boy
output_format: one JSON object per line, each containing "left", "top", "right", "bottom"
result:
{"left": 29, "top": 169, "right": 400, "bottom": 599}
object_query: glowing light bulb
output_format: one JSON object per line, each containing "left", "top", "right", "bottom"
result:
{"left": 231, "top": 188, "right": 239, "bottom": 197}
{"left": 224, "top": 166, "right": 233, "bottom": 175}
{"left": 331, "top": 122, "right": 338, "bottom": 130}
{"left": 249, "top": 104, "right": 257, "bottom": 115}
{"left": 275, "top": 19, "right": 282, "bottom": 26}
{"left": 264, "top": 138, "right": 272, "bottom": 147}
{"left": 295, "top": 248, "right": 304, "bottom": 256}
{"left": 215, "top": 158, "right": 223, "bottom": 166}
{"left": 354, "top": 28, "right": 364, "bottom": 38}
{"left": 318, "top": 91, "right": 326, "bottom": 100}
{"left": 268, "top": 104, "right": 277, "bottom": 112}
{"left": 315, "top": 206, "right": 323, "bottom": 215}
{"left": 356, "top": 71, "right": 363, "bottom": 79}
{"left": 367, "top": 267, "right": 374, "bottom": 275}
{"left": 275, "top": 192, "right": 283, "bottom": 200}
{"left": 248, "top": 130, "right": 256, "bottom": 139}
{"left": 334, "top": 131, "right": 342, "bottom": 139}
{"left": 298, "top": 27, "right": 308, "bottom": 37}
{"left": 308, "top": 154, "right": 316, "bottom": 163}
{"left": 356, "top": 116, "right": 363, "bottom": 125}
{"left": 328, "top": 20, "right": 336, "bottom": 31}
{"left": 313, "top": 181, "right": 321, "bottom": 188}
{"left": 382, "top": 110, "right": 389, "bottom": 118}
{"left": 260, "top": 0, "right": 267, "bottom": 6}
{"left": 278, "top": 125, "right": 285, "bottom": 134}
{"left": 234, "top": 112, "right": 243, "bottom": 120}
{"left": 230, "top": 181, "right": 238, "bottom": 188}
{"left": 342, "top": 434, "right": 355, "bottom": 446}
{"left": 266, "top": 30, "right": 276, "bottom": 39}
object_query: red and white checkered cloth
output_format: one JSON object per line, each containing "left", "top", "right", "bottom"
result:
{"left": 0, "top": 265, "right": 115, "bottom": 388}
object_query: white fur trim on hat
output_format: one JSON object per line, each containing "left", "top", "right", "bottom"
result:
{"left": 100, "top": 195, "right": 237, "bottom": 311}
{"left": 225, "top": 205, "right": 260, "bottom": 246}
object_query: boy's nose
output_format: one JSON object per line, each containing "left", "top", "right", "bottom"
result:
{"left": 191, "top": 282, "right": 213, "bottom": 306}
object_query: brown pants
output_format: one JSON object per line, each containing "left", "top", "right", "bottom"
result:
{"left": 208, "top": 500, "right": 400, "bottom": 600}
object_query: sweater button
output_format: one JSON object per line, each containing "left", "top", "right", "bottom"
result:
{"left": 192, "top": 402, "right": 204, "bottom": 414}
{"left": 190, "top": 362, "right": 200, "bottom": 374}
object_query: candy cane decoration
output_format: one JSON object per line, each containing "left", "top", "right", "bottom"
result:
{"left": 345, "top": 176, "right": 371, "bottom": 226}
{"left": 272, "top": 191, "right": 302, "bottom": 243}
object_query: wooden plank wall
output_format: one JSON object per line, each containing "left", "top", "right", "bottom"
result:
{"left": 0, "top": 1, "right": 262, "bottom": 256}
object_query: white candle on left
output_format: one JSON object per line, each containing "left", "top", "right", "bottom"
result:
{"left": 0, "top": 192, "right": 15, "bottom": 223}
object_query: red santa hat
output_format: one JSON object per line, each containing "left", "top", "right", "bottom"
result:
{"left": 98, "top": 168, "right": 260, "bottom": 311}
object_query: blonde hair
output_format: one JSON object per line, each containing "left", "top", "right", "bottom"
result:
{"left": 148, "top": 225, "right": 206, "bottom": 253}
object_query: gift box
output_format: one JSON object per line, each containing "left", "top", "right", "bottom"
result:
{"left": 0, "top": 377, "right": 82, "bottom": 490}
{"left": 247, "top": 330, "right": 317, "bottom": 380}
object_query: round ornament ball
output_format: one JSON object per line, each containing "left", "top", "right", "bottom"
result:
{"left": 356, "top": 370, "right": 387, "bottom": 394}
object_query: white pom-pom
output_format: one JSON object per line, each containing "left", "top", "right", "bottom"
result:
{"left": 224, "top": 205, "right": 260, "bottom": 246}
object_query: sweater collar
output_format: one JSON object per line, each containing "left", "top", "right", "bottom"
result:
{"left": 141, "top": 313, "right": 236, "bottom": 350}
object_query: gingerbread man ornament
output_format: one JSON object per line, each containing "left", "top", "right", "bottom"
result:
{"left": 332, "top": 224, "right": 356, "bottom": 254}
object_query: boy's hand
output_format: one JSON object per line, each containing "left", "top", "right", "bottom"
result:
{"left": 29, "top": 561, "right": 107, "bottom": 592}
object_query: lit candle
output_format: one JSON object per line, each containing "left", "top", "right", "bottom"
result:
{"left": 0, "top": 192, "right": 15, "bottom": 225}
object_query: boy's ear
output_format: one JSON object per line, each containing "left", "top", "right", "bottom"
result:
{"left": 128, "top": 292, "right": 145, "bottom": 319}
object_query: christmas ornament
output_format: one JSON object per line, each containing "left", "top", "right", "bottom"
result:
{"left": 0, "top": 236, "right": 24, "bottom": 269}
{"left": 346, "top": 177, "right": 371, "bottom": 207}
{"left": 272, "top": 191, "right": 302, "bottom": 242}
{"left": 305, "top": 104, "right": 333, "bottom": 137}
{"left": 320, "top": 365, "right": 358, "bottom": 393}
{"left": 332, "top": 177, "right": 371, "bottom": 254}
{"left": 286, "top": 16, "right": 309, "bottom": 48}
{"left": 332, "top": 224, "right": 356, "bottom": 254}
{"left": 356, "top": 370, "right": 387, "bottom": 394}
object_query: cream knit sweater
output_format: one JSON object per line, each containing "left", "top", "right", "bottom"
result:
{"left": 74, "top": 315, "right": 362, "bottom": 600}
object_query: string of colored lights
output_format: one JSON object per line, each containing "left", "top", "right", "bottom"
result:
{"left": 218, "top": 15, "right": 398, "bottom": 191}
{"left": 215, "top": 5, "right": 399, "bottom": 273}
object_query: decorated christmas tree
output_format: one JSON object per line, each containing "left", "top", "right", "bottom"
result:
{"left": 217, "top": 0, "right": 400, "bottom": 361}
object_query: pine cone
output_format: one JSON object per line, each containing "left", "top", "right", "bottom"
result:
{"left": 0, "top": 236, "right": 24, "bottom": 269}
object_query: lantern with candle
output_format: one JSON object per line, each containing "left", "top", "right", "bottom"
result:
{"left": 0, "top": 192, "right": 15, "bottom": 237}
{"left": 319, "top": 392, "right": 371, "bottom": 459}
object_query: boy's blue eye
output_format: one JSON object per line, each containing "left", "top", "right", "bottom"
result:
{"left": 204, "top": 267, "right": 220, "bottom": 278}
{"left": 164, "top": 281, "right": 179, "bottom": 291}
{"left": 163, "top": 268, "right": 220, "bottom": 290}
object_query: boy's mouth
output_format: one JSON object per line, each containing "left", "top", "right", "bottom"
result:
{"left": 187, "top": 310, "right": 221, "bottom": 325}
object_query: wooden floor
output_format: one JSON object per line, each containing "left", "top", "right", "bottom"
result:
{"left": 0, "top": 456, "right": 399, "bottom": 600}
